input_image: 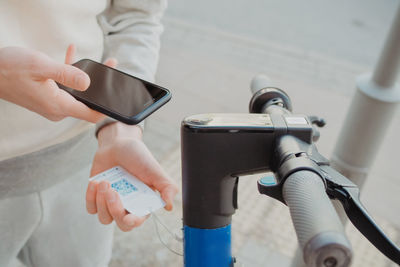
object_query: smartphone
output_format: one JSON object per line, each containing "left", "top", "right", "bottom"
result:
{"left": 59, "top": 59, "right": 171, "bottom": 125}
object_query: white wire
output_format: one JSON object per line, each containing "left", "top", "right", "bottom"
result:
{"left": 151, "top": 212, "right": 183, "bottom": 256}
{"left": 152, "top": 212, "right": 183, "bottom": 242}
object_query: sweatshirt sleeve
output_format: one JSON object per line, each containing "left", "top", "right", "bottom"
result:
{"left": 97, "top": 0, "right": 167, "bottom": 82}
{"left": 94, "top": 0, "right": 166, "bottom": 135}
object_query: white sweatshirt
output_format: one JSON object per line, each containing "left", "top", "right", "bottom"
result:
{"left": 0, "top": 0, "right": 166, "bottom": 161}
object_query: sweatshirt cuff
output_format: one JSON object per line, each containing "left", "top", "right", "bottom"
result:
{"left": 95, "top": 118, "right": 145, "bottom": 138}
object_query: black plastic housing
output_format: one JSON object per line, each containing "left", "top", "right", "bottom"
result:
{"left": 181, "top": 113, "right": 313, "bottom": 228}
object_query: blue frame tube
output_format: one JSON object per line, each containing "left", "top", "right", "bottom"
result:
{"left": 184, "top": 224, "right": 232, "bottom": 267}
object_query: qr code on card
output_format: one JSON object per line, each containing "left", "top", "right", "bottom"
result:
{"left": 111, "top": 178, "right": 138, "bottom": 196}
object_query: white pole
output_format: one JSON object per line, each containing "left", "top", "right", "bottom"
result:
{"left": 331, "top": 5, "right": 400, "bottom": 222}
{"left": 373, "top": 5, "right": 400, "bottom": 88}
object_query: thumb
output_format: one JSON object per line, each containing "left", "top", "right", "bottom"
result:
{"left": 42, "top": 61, "right": 90, "bottom": 91}
{"left": 161, "top": 184, "right": 179, "bottom": 211}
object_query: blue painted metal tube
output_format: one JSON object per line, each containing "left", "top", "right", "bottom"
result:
{"left": 184, "top": 224, "right": 232, "bottom": 267}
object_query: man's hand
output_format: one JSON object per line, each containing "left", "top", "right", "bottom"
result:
{"left": 0, "top": 45, "right": 105, "bottom": 122}
{"left": 86, "top": 122, "right": 179, "bottom": 232}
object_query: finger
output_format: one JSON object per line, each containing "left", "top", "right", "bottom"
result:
{"left": 105, "top": 190, "right": 134, "bottom": 232}
{"left": 96, "top": 181, "right": 113, "bottom": 225}
{"left": 65, "top": 44, "right": 76, "bottom": 65}
{"left": 56, "top": 89, "right": 105, "bottom": 123}
{"left": 103, "top": 58, "right": 117, "bottom": 68}
{"left": 122, "top": 213, "right": 148, "bottom": 229}
{"left": 40, "top": 61, "right": 90, "bottom": 91}
{"left": 86, "top": 180, "right": 99, "bottom": 214}
{"left": 161, "top": 184, "right": 179, "bottom": 211}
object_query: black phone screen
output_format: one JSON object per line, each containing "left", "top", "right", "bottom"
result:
{"left": 60, "top": 59, "right": 169, "bottom": 118}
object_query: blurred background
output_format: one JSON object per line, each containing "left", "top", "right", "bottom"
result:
{"left": 113, "top": 0, "right": 400, "bottom": 266}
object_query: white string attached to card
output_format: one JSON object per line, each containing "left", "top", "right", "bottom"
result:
{"left": 151, "top": 212, "right": 183, "bottom": 256}
{"left": 91, "top": 166, "right": 183, "bottom": 256}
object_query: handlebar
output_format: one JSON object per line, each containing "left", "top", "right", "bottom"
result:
{"left": 251, "top": 75, "right": 352, "bottom": 267}
{"left": 283, "top": 171, "right": 352, "bottom": 267}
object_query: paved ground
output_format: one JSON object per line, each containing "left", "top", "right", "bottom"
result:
{"left": 166, "top": 0, "right": 398, "bottom": 67}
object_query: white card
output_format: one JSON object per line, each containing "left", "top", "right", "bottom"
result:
{"left": 90, "top": 166, "right": 166, "bottom": 217}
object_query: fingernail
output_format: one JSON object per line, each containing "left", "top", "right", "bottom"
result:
{"left": 107, "top": 192, "right": 116, "bottom": 203}
{"left": 166, "top": 203, "right": 173, "bottom": 211}
{"left": 99, "top": 182, "right": 108, "bottom": 193}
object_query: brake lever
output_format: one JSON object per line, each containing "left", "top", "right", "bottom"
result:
{"left": 320, "top": 166, "right": 400, "bottom": 265}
